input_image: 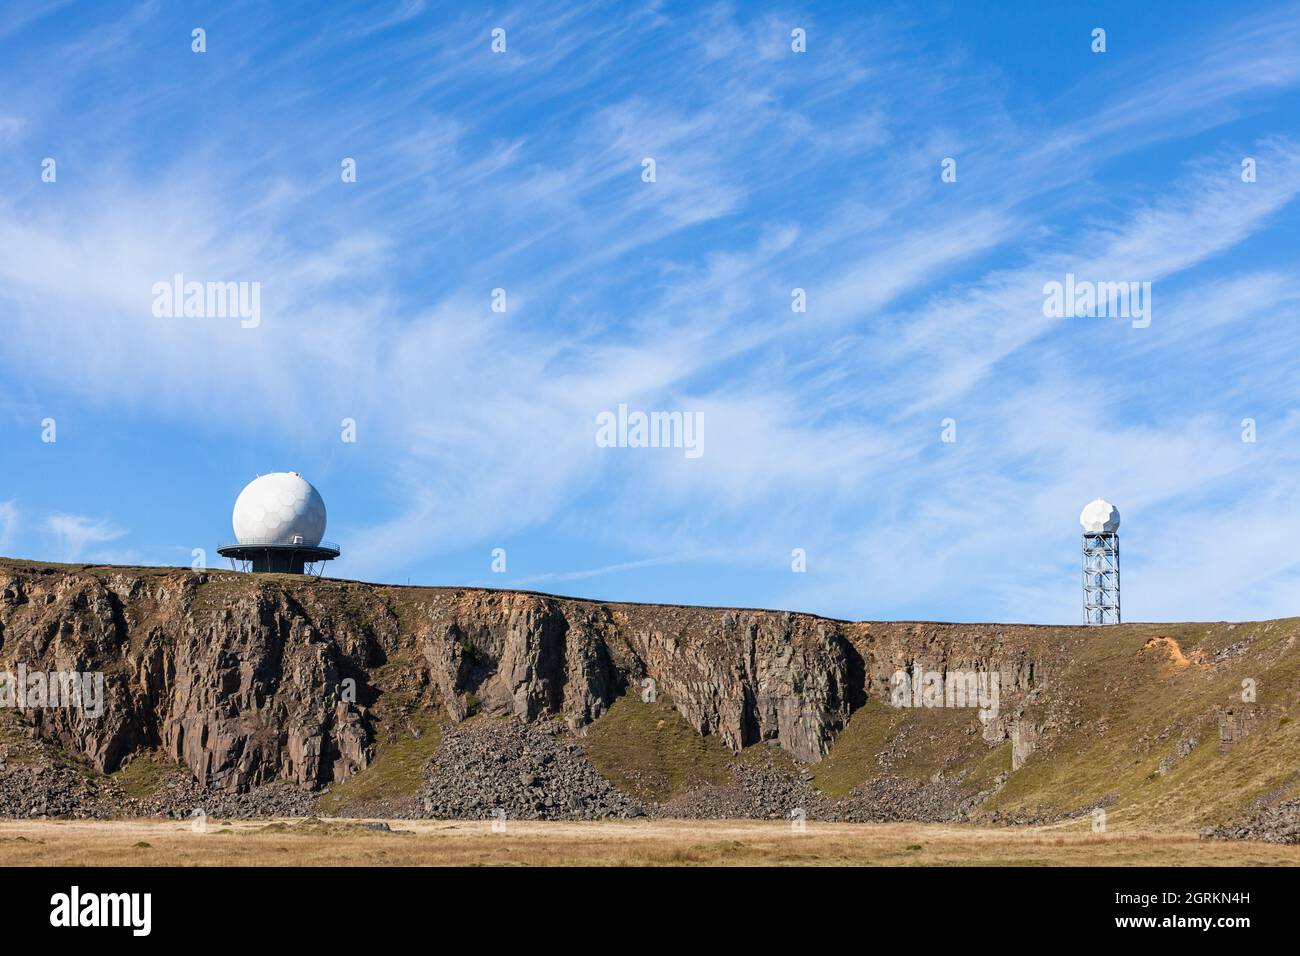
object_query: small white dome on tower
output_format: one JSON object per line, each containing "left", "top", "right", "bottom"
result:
{"left": 1080, "top": 498, "right": 1120, "bottom": 534}
{"left": 232, "top": 472, "right": 327, "bottom": 546}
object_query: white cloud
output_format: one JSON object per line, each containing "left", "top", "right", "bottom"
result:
{"left": 514, "top": 555, "right": 695, "bottom": 586}
{"left": 0, "top": 500, "right": 17, "bottom": 553}
{"left": 44, "top": 513, "right": 127, "bottom": 562}
{"left": 2, "top": 2, "right": 1300, "bottom": 622}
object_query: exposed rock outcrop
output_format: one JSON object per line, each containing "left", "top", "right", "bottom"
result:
{"left": 0, "top": 569, "right": 374, "bottom": 792}
{"left": 0, "top": 563, "right": 863, "bottom": 793}
{"left": 1, "top": 559, "right": 1295, "bottom": 838}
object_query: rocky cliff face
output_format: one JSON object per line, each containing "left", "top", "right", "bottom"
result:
{"left": 2, "top": 559, "right": 1293, "bottom": 837}
{"left": 0, "top": 566, "right": 375, "bottom": 791}
{"left": 0, "top": 561, "right": 1049, "bottom": 793}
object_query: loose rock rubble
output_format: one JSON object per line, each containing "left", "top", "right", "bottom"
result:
{"left": 0, "top": 748, "right": 315, "bottom": 820}
{"left": 0, "top": 764, "right": 117, "bottom": 819}
{"left": 125, "top": 774, "right": 318, "bottom": 819}
{"left": 650, "top": 748, "right": 967, "bottom": 823}
{"left": 1203, "top": 800, "right": 1300, "bottom": 845}
{"left": 418, "top": 720, "right": 644, "bottom": 820}
{"left": 413, "top": 718, "right": 968, "bottom": 823}
{"left": 0, "top": 717, "right": 974, "bottom": 823}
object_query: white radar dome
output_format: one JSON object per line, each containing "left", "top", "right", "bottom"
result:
{"left": 232, "top": 472, "right": 327, "bottom": 546}
{"left": 1079, "top": 498, "right": 1120, "bottom": 534}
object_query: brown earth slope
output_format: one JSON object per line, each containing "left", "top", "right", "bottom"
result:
{"left": 0, "top": 558, "right": 1296, "bottom": 834}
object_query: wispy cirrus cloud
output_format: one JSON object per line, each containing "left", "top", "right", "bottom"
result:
{"left": 44, "top": 513, "right": 127, "bottom": 562}
{"left": 1, "top": 1, "right": 1299, "bottom": 622}
{"left": 0, "top": 501, "right": 17, "bottom": 553}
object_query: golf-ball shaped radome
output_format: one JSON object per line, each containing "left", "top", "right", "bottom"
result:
{"left": 232, "top": 472, "right": 327, "bottom": 546}
{"left": 1079, "top": 498, "right": 1120, "bottom": 534}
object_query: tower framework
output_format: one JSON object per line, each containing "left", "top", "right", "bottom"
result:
{"left": 1082, "top": 532, "right": 1120, "bottom": 625}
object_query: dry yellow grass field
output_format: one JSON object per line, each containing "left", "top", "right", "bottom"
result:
{"left": 0, "top": 818, "right": 1296, "bottom": 866}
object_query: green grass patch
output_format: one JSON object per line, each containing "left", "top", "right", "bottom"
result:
{"left": 314, "top": 711, "right": 445, "bottom": 815}
{"left": 110, "top": 751, "right": 183, "bottom": 799}
{"left": 584, "top": 694, "right": 734, "bottom": 802}
{"left": 811, "top": 699, "right": 903, "bottom": 795}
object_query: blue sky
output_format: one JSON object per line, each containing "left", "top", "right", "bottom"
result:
{"left": 2, "top": 0, "right": 1299, "bottom": 623}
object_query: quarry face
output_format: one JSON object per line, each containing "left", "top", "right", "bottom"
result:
{"left": 0, "top": 559, "right": 1292, "bottom": 840}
